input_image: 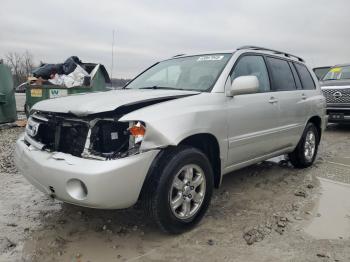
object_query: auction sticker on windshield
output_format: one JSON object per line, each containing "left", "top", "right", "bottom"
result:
{"left": 197, "top": 55, "right": 224, "bottom": 61}
{"left": 330, "top": 67, "right": 341, "bottom": 73}
{"left": 49, "top": 89, "right": 68, "bottom": 99}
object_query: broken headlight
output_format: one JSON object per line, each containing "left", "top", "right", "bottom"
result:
{"left": 88, "top": 120, "right": 146, "bottom": 160}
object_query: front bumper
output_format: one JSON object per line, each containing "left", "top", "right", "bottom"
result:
{"left": 327, "top": 106, "right": 350, "bottom": 122}
{"left": 14, "top": 134, "right": 159, "bottom": 209}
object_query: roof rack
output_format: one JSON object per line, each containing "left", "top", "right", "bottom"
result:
{"left": 237, "top": 45, "right": 305, "bottom": 62}
{"left": 172, "top": 54, "right": 186, "bottom": 58}
{"left": 333, "top": 63, "right": 350, "bottom": 67}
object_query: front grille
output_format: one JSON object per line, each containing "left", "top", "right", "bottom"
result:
{"left": 322, "top": 88, "right": 350, "bottom": 104}
{"left": 27, "top": 112, "right": 89, "bottom": 157}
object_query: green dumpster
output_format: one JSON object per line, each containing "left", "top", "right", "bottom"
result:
{"left": 25, "top": 64, "right": 110, "bottom": 116}
{"left": 0, "top": 63, "right": 17, "bottom": 124}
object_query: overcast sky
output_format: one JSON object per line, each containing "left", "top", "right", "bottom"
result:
{"left": 1, "top": 0, "right": 349, "bottom": 78}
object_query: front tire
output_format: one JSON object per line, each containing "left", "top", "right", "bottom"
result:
{"left": 141, "top": 146, "right": 214, "bottom": 234}
{"left": 24, "top": 103, "right": 30, "bottom": 118}
{"left": 289, "top": 122, "right": 319, "bottom": 168}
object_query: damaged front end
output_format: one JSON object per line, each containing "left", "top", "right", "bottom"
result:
{"left": 25, "top": 111, "right": 146, "bottom": 160}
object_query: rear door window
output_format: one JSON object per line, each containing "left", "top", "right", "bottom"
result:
{"left": 266, "top": 57, "right": 296, "bottom": 91}
{"left": 230, "top": 55, "right": 270, "bottom": 92}
{"left": 294, "top": 63, "right": 316, "bottom": 90}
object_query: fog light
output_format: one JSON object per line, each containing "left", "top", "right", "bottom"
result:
{"left": 66, "top": 179, "right": 88, "bottom": 200}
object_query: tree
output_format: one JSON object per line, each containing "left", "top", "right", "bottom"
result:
{"left": 5, "top": 51, "right": 35, "bottom": 87}
{"left": 22, "top": 51, "right": 34, "bottom": 78}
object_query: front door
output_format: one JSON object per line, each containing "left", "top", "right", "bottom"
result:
{"left": 226, "top": 55, "right": 279, "bottom": 168}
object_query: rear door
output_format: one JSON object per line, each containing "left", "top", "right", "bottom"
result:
{"left": 265, "top": 57, "right": 306, "bottom": 149}
{"left": 294, "top": 62, "right": 318, "bottom": 114}
{"left": 226, "top": 55, "right": 280, "bottom": 168}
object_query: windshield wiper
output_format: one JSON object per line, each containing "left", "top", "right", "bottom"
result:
{"left": 139, "top": 86, "right": 173, "bottom": 90}
{"left": 128, "top": 85, "right": 201, "bottom": 92}
{"left": 139, "top": 86, "right": 183, "bottom": 90}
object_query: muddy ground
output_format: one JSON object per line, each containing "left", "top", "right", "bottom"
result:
{"left": 0, "top": 124, "right": 349, "bottom": 262}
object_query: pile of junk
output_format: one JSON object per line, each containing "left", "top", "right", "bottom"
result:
{"left": 23, "top": 56, "right": 111, "bottom": 116}
{"left": 30, "top": 56, "right": 110, "bottom": 88}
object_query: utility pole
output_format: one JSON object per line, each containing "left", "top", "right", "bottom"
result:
{"left": 111, "top": 29, "right": 115, "bottom": 88}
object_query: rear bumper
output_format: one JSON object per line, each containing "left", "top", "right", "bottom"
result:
{"left": 14, "top": 134, "right": 159, "bottom": 209}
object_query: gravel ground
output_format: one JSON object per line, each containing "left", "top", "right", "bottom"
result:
{"left": 0, "top": 124, "right": 349, "bottom": 262}
{"left": 0, "top": 127, "right": 23, "bottom": 173}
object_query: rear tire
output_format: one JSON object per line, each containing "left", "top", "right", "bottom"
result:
{"left": 141, "top": 146, "right": 214, "bottom": 234}
{"left": 289, "top": 122, "right": 319, "bottom": 168}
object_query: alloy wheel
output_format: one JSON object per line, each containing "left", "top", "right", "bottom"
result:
{"left": 169, "top": 164, "right": 206, "bottom": 220}
{"left": 304, "top": 130, "right": 316, "bottom": 161}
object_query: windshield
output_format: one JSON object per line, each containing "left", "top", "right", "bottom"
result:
{"left": 125, "top": 54, "right": 232, "bottom": 92}
{"left": 323, "top": 65, "right": 350, "bottom": 80}
{"left": 313, "top": 67, "right": 330, "bottom": 80}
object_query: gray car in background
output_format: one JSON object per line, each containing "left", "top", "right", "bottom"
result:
{"left": 313, "top": 66, "right": 331, "bottom": 80}
{"left": 320, "top": 64, "right": 350, "bottom": 122}
{"left": 15, "top": 46, "right": 326, "bottom": 233}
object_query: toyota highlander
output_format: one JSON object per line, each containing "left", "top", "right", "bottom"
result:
{"left": 15, "top": 46, "right": 327, "bottom": 233}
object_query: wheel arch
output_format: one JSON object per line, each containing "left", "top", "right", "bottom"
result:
{"left": 178, "top": 133, "right": 221, "bottom": 188}
{"left": 307, "top": 115, "right": 322, "bottom": 143}
{"left": 138, "top": 132, "right": 222, "bottom": 203}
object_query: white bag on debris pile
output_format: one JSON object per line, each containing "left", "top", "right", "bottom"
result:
{"left": 48, "top": 64, "right": 91, "bottom": 88}
{"left": 63, "top": 65, "right": 89, "bottom": 88}
{"left": 48, "top": 74, "right": 65, "bottom": 86}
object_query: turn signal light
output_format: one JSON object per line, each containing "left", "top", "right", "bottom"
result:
{"left": 129, "top": 122, "right": 146, "bottom": 137}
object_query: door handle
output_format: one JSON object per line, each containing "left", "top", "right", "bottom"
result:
{"left": 268, "top": 97, "right": 278, "bottom": 104}
{"left": 301, "top": 93, "right": 307, "bottom": 100}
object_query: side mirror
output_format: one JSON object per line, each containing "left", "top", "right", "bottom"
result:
{"left": 227, "top": 75, "right": 259, "bottom": 97}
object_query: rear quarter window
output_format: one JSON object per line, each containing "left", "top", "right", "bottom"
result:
{"left": 289, "top": 62, "right": 303, "bottom": 90}
{"left": 266, "top": 57, "right": 296, "bottom": 91}
{"left": 294, "top": 63, "right": 316, "bottom": 90}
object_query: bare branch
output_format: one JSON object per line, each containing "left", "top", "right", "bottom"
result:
{"left": 4, "top": 51, "right": 35, "bottom": 86}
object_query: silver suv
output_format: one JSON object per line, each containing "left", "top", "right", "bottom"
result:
{"left": 320, "top": 64, "right": 350, "bottom": 122}
{"left": 15, "top": 46, "right": 326, "bottom": 233}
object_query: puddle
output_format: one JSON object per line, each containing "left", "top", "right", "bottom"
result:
{"left": 304, "top": 178, "right": 350, "bottom": 239}
{"left": 326, "top": 156, "right": 350, "bottom": 168}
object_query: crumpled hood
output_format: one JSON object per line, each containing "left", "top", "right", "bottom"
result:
{"left": 32, "top": 89, "right": 200, "bottom": 116}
